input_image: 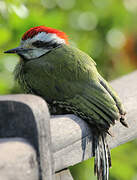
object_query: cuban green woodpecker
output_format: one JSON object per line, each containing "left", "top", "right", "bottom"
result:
{"left": 5, "top": 26, "right": 128, "bottom": 180}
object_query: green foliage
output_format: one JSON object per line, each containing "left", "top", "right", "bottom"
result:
{"left": 70, "top": 158, "right": 96, "bottom": 180}
{"left": 110, "top": 140, "right": 137, "bottom": 180}
{"left": 0, "top": 0, "right": 137, "bottom": 179}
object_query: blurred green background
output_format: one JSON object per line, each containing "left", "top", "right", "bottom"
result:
{"left": 0, "top": 0, "right": 137, "bottom": 179}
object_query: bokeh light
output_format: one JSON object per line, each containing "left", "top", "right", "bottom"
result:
{"left": 124, "top": 0, "right": 137, "bottom": 12}
{"left": 9, "top": 4, "right": 29, "bottom": 19}
{"left": 56, "top": 0, "right": 75, "bottom": 10}
{"left": 41, "top": 0, "right": 56, "bottom": 9}
{"left": 106, "top": 29, "right": 126, "bottom": 49}
{"left": 78, "top": 12, "right": 98, "bottom": 31}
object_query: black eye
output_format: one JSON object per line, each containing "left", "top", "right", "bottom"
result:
{"left": 32, "top": 41, "right": 45, "bottom": 48}
{"left": 32, "top": 40, "right": 60, "bottom": 49}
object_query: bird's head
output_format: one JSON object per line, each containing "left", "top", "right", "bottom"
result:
{"left": 4, "top": 26, "right": 68, "bottom": 60}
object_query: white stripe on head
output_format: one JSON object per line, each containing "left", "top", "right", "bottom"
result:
{"left": 32, "top": 32, "right": 65, "bottom": 43}
{"left": 21, "top": 32, "right": 65, "bottom": 47}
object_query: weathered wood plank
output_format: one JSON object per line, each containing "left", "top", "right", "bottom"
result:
{"left": 0, "top": 95, "right": 54, "bottom": 180}
{"left": 51, "top": 71, "right": 137, "bottom": 172}
{"left": 0, "top": 138, "right": 39, "bottom": 180}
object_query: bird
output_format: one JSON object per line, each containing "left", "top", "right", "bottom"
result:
{"left": 4, "top": 26, "right": 128, "bottom": 180}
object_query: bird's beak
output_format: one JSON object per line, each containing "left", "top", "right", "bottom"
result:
{"left": 4, "top": 47, "right": 23, "bottom": 54}
{"left": 4, "top": 47, "right": 31, "bottom": 54}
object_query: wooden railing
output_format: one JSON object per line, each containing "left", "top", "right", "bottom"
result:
{"left": 0, "top": 70, "right": 137, "bottom": 180}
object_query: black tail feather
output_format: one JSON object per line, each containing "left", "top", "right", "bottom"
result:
{"left": 93, "top": 133, "right": 111, "bottom": 180}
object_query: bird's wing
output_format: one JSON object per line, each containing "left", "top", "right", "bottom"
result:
{"left": 64, "top": 79, "right": 121, "bottom": 130}
{"left": 98, "top": 74, "right": 126, "bottom": 115}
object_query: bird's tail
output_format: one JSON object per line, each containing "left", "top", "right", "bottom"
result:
{"left": 93, "top": 133, "right": 111, "bottom": 180}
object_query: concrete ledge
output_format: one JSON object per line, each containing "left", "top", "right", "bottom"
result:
{"left": 0, "top": 138, "right": 38, "bottom": 180}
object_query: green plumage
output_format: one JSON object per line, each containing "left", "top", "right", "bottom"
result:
{"left": 14, "top": 44, "right": 127, "bottom": 180}
{"left": 15, "top": 44, "right": 126, "bottom": 129}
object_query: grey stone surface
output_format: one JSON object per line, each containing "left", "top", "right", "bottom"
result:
{"left": 0, "top": 138, "right": 39, "bottom": 180}
{"left": 0, "top": 95, "right": 54, "bottom": 180}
